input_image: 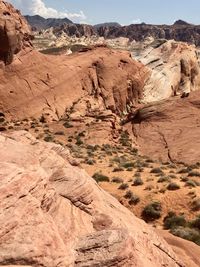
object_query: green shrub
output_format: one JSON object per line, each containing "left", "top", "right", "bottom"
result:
{"left": 188, "top": 171, "right": 200, "bottom": 177}
{"left": 113, "top": 167, "right": 124, "bottom": 172}
{"left": 142, "top": 201, "right": 162, "bottom": 222}
{"left": 158, "top": 176, "right": 170, "bottom": 183}
{"left": 190, "top": 216, "right": 200, "bottom": 230}
{"left": 121, "top": 162, "right": 135, "bottom": 168}
{"left": 92, "top": 173, "right": 109, "bottom": 183}
{"left": 129, "top": 195, "right": 140, "bottom": 205}
{"left": 133, "top": 177, "right": 143, "bottom": 186}
{"left": 150, "top": 168, "right": 164, "bottom": 174}
{"left": 118, "top": 183, "right": 129, "bottom": 190}
{"left": 112, "top": 177, "right": 123, "bottom": 183}
{"left": 124, "top": 190, "right": 133, "bottom": 199}
{"left": 76, "top": 136, "right": 83, "bottom": 146}
{"left": 85, "top": 159, "right": 95, "bottom": 165}
{"left": 170, "top": 227, "right": 200, "bottom": 246}
{"left": 44, "top": 135, "right": 54, "bottom": 142}
{"left": 163, "top": 212, "right": 187, "bottom": 229}
{"left": 167, "top": 182, "right": 180, "bottom": 191}
{"left": 185, "top": 180, "right": 198, "bottom": 188}
{"left": 63, "top": 121, "right": 73, "bottom": 128}
{"left": 178, "top": 168, "right": 190, "bottom": 174}
{"left": 191, "top": 198, "right": 200, "bottom": 211}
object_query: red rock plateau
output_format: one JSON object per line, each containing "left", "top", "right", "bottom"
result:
{"left": 1, "top": 2, "right": 200, "bottom": 266}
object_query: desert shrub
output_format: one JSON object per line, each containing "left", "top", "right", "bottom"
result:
{"left": 121, "top": 162, "right": 135, "bottom": 168}
{"left": 167, "top": 182, "right": 180, "bottom": 191}
{"left": 159, "top": 187, "right": 166, "bottom": 194}
{"left": 163, "top": 212, "right": 187, "bottom": 229}
{"left": 112, "top": 177, "right": 123, "bottom": 183}
{"left": 39, "top": 115, "right": 46, "bottom": 123}
{"left": 0, "top": 127, "right": 6, "bottom": 131}
{"left": 0, "top": 117, "right": 5, "bottom": 123}
{"left": 92, "top": 173, "right": 109, "bottom": 183}
{"left": 86, "top": 144, "right": 99, "bottom": 151}
{"left": 190, "top": 216, "right": 200, "bottom": 230}
{"left": 113, "top": 167, "right": 124, "bottom": 172}
{"left": 126, "top": 167, "right": 133, "bottom": 172}
{"left": 188, "top": 171, "right": 200, "bottom": 177}
{"left": 55, "top": 131, "right": 65, "bottom": 135}
{"left": 137, "top": 167, "right": 144, "bottom": 172}
{"left": 134, "top": 172, "right": 141, "bottom": 178}
{"left": 142, "top": 201, "right": 162, "bottom": 222}
{"left": 128, "top": 194, "right": 140, "bottom": 205}
{"left": 150, "top": 168, "right": 164, "bottom": 174}
{"left": 178, "top": 168, "right": 191, "bottom": 174}
{"left": 133, "top": 177, "right": 144, "bottom": 186}
{"left": 130, "top": 147, "right": 138, "bottom": 155}
{"left": 63, "top": 121, "right": 73, "bottom": 128}
{"left": 144, "top": 185, "right": 154, "bottom": 191}
{"left": 170, "top": 227, "right": 200, "bottom": 246}
{"left": 119, "top": 130, "right": 131, "bottom": 147}
{"left": 75, "top": 136, "right": 83, "bottom": 146}
{"left": 145, "top": 158, "right": 154, "bottom": 163}
{"left": 158, "top": 176, "right": 170, "bottom": 183}
{"left": 180, "top": 176, "right": 188, "bottom": 182}
{"left": 185, "top": 180, "right": 198, "bottom": 188}
{"left": 169, "top": 174, "right": 177, "bottom": 179}
{"left": 118, "top": 183, "right": 129, "bottom": 190}
{"left": 44, "top": 135, "right": 54, "bottom": 142}
{"left": 85, "top": 159, "right": 95, "bottom": 165}
{"left": 124, "top": 190, "right": 133, "bottom": 199}
{"left": 191, "top": 198, "right": 200, "bottom": 211}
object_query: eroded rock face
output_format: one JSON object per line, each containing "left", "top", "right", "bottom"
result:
{"left": 0, "top": 130, "right": 189, "bottom": 266}
{"left": 0, "top": 46, "right": 149, "bottom": 120}
{"left": 0, "top": 0, "right": 31, "bottom": 64}
{"left": 134, "top": 40, "right": 200, "bottom": 102}
{"left": 131, "top": 91, "right": 200, "bottom": 164}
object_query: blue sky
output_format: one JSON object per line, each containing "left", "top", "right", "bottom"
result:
{"left": 8, "top": 0, "right": 200, "bottom": 25}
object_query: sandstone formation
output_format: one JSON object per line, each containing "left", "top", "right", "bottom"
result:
{"left": 0, "top": 130, "right": 195, "bottom": 267}
{"left": 0, "top": 46, "right": 149, "bottom": 120}
{"left": 131, "top": 91, "right": 200, "bottom": 164}
{"left": 135, "top": 40, "right": 200, "bottom": 102}
{"left": 0, "top": 1, "right": 31, "bottom": 64}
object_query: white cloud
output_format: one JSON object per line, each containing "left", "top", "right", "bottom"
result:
{"left": 130, "top": 19, "right": 142, "bottom": 24}
{"left": 8, "top": 0, "right": 86, "bottom": 22}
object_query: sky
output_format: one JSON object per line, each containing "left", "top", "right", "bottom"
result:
{"left": 8, "top": 0, "right": 200, "bottom": 25}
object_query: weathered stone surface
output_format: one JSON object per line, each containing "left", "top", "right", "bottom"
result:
{"left": 135, "top": 40, "right": 200, "bottom": 102}
{"left": 0, "top": 1, "right": 31, "bottom": 64}
{"left": 0, "top": 46, "right": 148, "bottom": 120}
{"left": 0, "top": 130, "right": 189, "bottom": 267}
{"left": 131, "top": 91, "right": 200, "bottom": 164}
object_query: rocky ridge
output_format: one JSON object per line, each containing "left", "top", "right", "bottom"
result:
{"left": 26, "top": 15, "right": 200, "bottom": 47}
{"left": 0, "top": 130, "right": 194, "bottom": 267}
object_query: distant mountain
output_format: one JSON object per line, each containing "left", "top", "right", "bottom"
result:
{"left": 173, "top": 20, "right": 192, "bottom": 26}
{"left": 25, "top": 15, "right": 73, "bottom": 30}
{"left": 25, "top": 15, "right": 200, "bottom": 47}
{"left": 94, "top": 22, "right": 121, "bottom": 29}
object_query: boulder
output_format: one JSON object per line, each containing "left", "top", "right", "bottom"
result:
{"left": 0, "top": 0, "right": 31, "bottom": 64}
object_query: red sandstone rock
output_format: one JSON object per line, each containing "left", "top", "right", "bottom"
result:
{"left": 0, "top": 130, "right": 192, "bottom": 267}
{"left": 0, "top": 1, "right": 32, "bottom": 64}
{"left": 131, "top": 91, "right": 200, "bottom": 164}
